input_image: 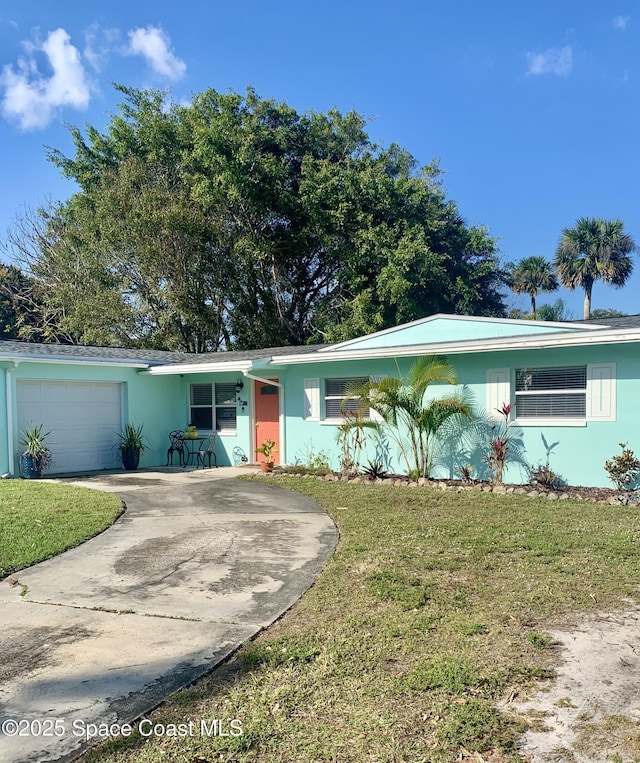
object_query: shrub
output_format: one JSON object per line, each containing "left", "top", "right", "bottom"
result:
{"left": 362, "top": 460, "right": 387, "bottom": 480}
{"left": 604, "top": 442, "right": 640, "bottom": 490}
{"left": 484, "top": 403, "right": 512, "bottom": 484}
{"left": 529, "top": 462, "right": 560, "bottom": 490}
{"left": 455, "top": 463, "right": 475, "bottom": 482}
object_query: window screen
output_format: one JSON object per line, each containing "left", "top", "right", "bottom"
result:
{"left": 324, "top": 377, "right": 369, "bottom": 419}
{"left": 515, "top": 366, "right": 586, "bottom": 419}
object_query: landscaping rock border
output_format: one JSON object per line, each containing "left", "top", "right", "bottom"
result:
{"left": 260, "top": 470, "right": 640, "bottom": 506}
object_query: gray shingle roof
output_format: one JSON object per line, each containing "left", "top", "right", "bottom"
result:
{"left": 182, "top": 344, "right": 328, "bottom": 364}
{"left": 0, "top": 339, "right": 327, "bottom": 367}
{"left": 573, "top": 315, "right": 640, "bottom": 329}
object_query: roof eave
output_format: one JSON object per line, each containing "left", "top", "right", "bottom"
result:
{"left": 142, "top": 360, "right": 254, "bottom": 375}
{"left": 270, "top": 327, "right": 640, "bottom": 365}
{"left": 0, "top": 355, "right": 151, "bottom": 369}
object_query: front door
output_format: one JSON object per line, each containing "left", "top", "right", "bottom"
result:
{"left": 254, "top": 379, "right": 280, "bottom": 464}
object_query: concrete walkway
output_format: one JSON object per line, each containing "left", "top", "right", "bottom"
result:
{"left": 0, "top": 468, "right": 337, "bottom": 763}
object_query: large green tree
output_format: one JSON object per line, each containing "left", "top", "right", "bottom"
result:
{"left": 6, "top": 85, "right": 508, "bottom": 350}
{"left": 509, "top": 256, "right": 558, "bottom": 318}
{"left": 554, "top": 217, "right": 636, "bottom": 320}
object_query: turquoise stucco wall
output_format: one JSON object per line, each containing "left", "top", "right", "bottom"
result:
{"left": 0, "top": 362, "right": 183, "bottom": 473}
{"left": 329, "top": 316, "right": 585, "bottom": 351}
{"left": 0, "top": 362, "right": 251, "bottom": 474}
{"left": 280, "top": 342, "right": 640, "bottom": 488}
{"left": 3, "top": 339, "right": 638, "bottom": 488}
{"left": 176, "top": 372, "right": 250, "bottom": 466}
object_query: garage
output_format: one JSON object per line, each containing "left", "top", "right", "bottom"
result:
{"left": 17, "top": 380, "right": 123, "bottom": 474}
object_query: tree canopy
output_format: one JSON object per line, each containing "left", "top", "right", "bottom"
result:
{"left": 4, "top": 85, "right": 508, "bottom": 350}
{"left": 509, "top": 255, "right": 558, "bottom": 318}
{"left": 554, "top": 217, "right": 636, "bottom": 320}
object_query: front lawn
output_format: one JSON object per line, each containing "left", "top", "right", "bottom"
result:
{"left": 0, "top": 481, "right": 124, "bottom": 578}
{"left": 83, "top": 479, "right": 640, "bottom": 762}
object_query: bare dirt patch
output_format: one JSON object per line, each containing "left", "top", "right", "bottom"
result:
{"left": 506, "top": 607, "right": 640, "bottom": 762}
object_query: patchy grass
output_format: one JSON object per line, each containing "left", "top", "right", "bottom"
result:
{"left": 81, "top": 479, "right": 640, "bottom": 763}
{"left": 0, "top": 481, "right": 123, "bottom": 578}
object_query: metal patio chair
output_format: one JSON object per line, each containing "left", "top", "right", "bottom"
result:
{"left": 197, "top": 433, "right": 218, "bottom": 469}
{"left": 166, "top": 430, "right": 186, "bottom": 466}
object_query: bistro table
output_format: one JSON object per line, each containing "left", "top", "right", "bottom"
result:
{"left": 182, "top": 436, "right": 207, "bottom": 468}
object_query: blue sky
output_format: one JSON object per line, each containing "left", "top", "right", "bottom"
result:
{"left": 0, "top": 1, "right": 638, "bottom": 319}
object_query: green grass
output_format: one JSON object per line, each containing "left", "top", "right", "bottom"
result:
{"left": 81, "top": 478, "right": 640, "bottom": 763}
{"left": 0, "top": 481, "right": 123, "bottom": 578}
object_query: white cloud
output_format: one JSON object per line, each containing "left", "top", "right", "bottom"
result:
{"left": 127, "top": 26, "right": 186, "bottom": 81}
{"left": 526, "top": 46, "right": 573, "bottom": 77}
{"left": 84, "top": 24, "right": 120, "bottom": 72}
{"left": 0, "top": 28, "right": 90, "bottom": 130}
{"left": 613, "top": 15, "right": 630, "bottom": 30}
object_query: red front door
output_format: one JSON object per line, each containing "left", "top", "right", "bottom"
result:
{"left": 254, "top": 379, "right": 280, "bottom": 464}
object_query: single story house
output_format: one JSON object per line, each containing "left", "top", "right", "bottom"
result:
{"left": 1, "top": 313, "right": 639, "bottom": 487}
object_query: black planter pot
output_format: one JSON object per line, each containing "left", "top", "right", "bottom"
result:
{"left": 121, "top": 447, "right": 141, "bottom": 471}
{"left": 20, "top": 453, "right": 41, "bottom": 479}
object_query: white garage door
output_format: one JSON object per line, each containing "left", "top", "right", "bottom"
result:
{"left": 17, "top": 381, "right": 123, "bottom": 473}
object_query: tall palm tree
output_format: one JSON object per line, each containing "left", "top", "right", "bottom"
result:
{"left": 554, "top": 217, "right": 636, "bottom": 320}
{"left": 510, "top": 256, "right": 558, "bottom": 318}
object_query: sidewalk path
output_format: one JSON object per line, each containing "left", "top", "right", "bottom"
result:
{"left": 0, "top": 469, "right": 337, "bottom": 763}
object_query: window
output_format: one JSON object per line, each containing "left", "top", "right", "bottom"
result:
{"left": 190, "top": 383, "right": 237, "bottom": 433}
{"left": 190, "top": 384, "right": 213, "bottom": 429}
{"left": 515, "top": 366, "right": 586, "bottom": 419}
{"left": 215, "top": 383, "right": 237, "bottom": 433}
{"left": 324, "top": 377, "right": 369, "bottom": 420}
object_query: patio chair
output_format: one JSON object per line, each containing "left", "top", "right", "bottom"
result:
{"left": 166, "top": 430, "right": 186, "bottom": 466}
{"left": 197, "top": 433, "right": 218, "bottom": 469}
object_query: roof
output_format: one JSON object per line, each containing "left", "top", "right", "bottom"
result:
{"left": 182, "top": 344, "right": 327, "bottom": 364}
{"left": 320, "top": 313, "right": 596, "bottom": 353}
{"left": 0, "top": 340, "right": 188, "bottom": 366}
{"left": 573, "top": 314, "right": 640, "bottom": 329}
{"left": 3, "top": 312, "right": 640, "bottom": 372}
{"left": 0, "top": 339, "right": 327, "bottom": 369}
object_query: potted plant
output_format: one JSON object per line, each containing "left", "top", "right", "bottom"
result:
{"left": 256, "top": 438, "right": 278, "bottom": 473}
{"left": 19, "top": 423, "right": 53, "bottom": 479}
{"left": 117, "top": 423, "right": 150, "bottom": 471}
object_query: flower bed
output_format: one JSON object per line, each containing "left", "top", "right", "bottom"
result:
{"left": 264, "top": 468, "right": 640, "bottom": 505}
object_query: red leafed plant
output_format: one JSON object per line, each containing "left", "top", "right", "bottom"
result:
{"left": 485, "top": 402, "right": 512, "bottom": 484}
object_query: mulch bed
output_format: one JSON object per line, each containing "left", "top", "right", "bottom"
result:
{"left": 268, "top": 467, "right": 640, "bottom": 504}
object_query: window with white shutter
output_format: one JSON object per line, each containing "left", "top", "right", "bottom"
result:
{"left": 587, "top": 363, "right": 616, "bottom": 421}
{"left": 303, "top": 378, "right": 320, "bottom": 421}
{"left": 486, "top": 368, "right": 510, "bottom": 421}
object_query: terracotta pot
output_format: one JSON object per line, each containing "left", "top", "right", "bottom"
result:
{"left": 260, "top": 461, "right": 274, "bottom": 474}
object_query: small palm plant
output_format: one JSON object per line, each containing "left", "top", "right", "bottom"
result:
{"left": 19, "top": 422, "right": 53, "bottom": 478}
{"left": 117, "top": 423, "right": 150, "bottom": 471}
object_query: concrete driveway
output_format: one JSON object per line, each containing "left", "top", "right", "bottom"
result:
{"left": 0, "top": 468, "right": 337, "bottom": 763}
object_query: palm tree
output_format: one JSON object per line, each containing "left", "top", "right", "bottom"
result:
{"left": 554, "top": 217, "right": 636, "bottom": 320}
{"left": 348, "top": 356, "right": 473, "bottom": 478}
{"left": 510, "top": 256, "right": 558, "bottom": 318}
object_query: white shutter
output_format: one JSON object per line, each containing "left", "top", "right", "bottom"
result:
{"left": 369, "top": 375, "right": 386, "bottom": 422}
{"left": 486, "top": 368, "right": 510, "bottom": 420}
{"left": 303, "top": 378, "right": 320, "bottom": 421}
{"left": 587, "top": 363, "right": 616, "bottom": 421}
